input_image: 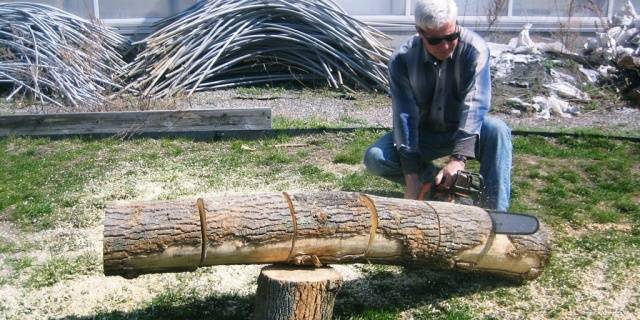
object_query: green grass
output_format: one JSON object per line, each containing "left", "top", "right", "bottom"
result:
{"left": 333, "top": 130, "right": 383, "bottom": 165}
{"left": 6, "top": 256, "right": 34, "bottom": 272}
{"left": 512, "top": 135, "right": 640, "bottom": 225}
{"left": 139, "top": 290, "right": 252, "bottom": 320}
{"left": 0, "top": 236, "right": 19, "bottom": 254}
{"left": 340, "top": 171, "right": 403, "bottom": 197}
{"left": 26, "top": 252, "right": 100, "bottom": 288}
{"left": 0, "top": 138, "right": 116, "bottom": 230}
{"left": 10, "top": 132, "right": 621, "bottom": 229}
{"left": 298, "top": 164, "right": 337, "bottom": 184}
{"left": 272, "top": 116, "right": 369, "bottom": 129}
{"left": 412, "top": 304, "right": 477, "bottom": 320}
{"left": 335, "top": 310, "right": 399, "bottom": 320}
{"left": 82, "top": 292, "right": 254, "bottom": 320}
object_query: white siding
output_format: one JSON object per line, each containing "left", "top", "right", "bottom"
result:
{"left": 613, "top": 0, "right": 640, "bottom": 13}
{"left": 0, "top": 0, "right": 94, "bottom": 18}
{"left": 1, "top": 0, "right": 634, "bottom": 33}
{"left": 98, "top": 0, "right": 196, "bottom": 19}
{"left": 334, "top": 0, "right": 405, "bottom": 15}
{"left": 512, "top": 0, "right": 609, "bottom": 17}
{"left": 411, "top": 0, "right": 508, "bottom": 17}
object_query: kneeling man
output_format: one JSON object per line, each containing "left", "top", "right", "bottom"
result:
{"left": 364, "top": 0, "right": 512, "bottom": 211}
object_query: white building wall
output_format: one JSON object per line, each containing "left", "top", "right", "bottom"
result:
{"left": 1, "top": 0, "right": 637, "bottom": 34}
{"left": 0, "top": 0, "right": 94, "bottom": 18}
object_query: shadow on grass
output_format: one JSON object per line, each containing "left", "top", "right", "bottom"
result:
{"left": 60, "top": 267, "right": 520, "bottom": 320}
{"left": 60, "top": 292, "right": 254, "bottom": 320}
{"left": 335, "top": 267, "right": 522, "bottom": 318}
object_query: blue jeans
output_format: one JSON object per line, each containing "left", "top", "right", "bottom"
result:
{"left": 363, "top": 116, "right": 512, "bottom": 211}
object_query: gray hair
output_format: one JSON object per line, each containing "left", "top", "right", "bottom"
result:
{"left": 414, "top": 0, "right": 458, "bottom": 30}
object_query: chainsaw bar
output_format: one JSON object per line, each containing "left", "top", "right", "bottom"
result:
{"left": 488, "top": 211, "right": 540, "bottom": 235}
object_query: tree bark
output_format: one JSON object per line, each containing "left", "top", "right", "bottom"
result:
{"left": 103, "top": 192, "right": 551, "bottom": 280}
{"left": 253, "top": 265, "right": 343, "bottom": 320}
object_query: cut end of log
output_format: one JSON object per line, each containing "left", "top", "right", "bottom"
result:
{"left": 260, "top": 265, "right": 343, "bottom": 283}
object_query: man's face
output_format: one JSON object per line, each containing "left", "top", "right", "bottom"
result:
{"left": 416, "top": 20, "right": 459, "bottom": 61}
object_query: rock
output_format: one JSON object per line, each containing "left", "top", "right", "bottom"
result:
{"left": 490, "top": 52, "right": 541, "bottom": 79}
{"left": 615, "top": 27, "right": 638, "bottom": 44}
{"left": 544, "top": 82, "right": 590, "bottom": 101}
{"left": 487, "top": 42, "right": 514, "bottom": 57}
{"left": 623, "top": 0, "right": 638, "bottom": 18}
{"left": 585, "top": 1, "right": 639, "bottom": 62}
{"left": 507, "top": 97, "right": 538, "bottom": 114}
{"left": 584, "top": 38, "right": 599, "bottom": 53}
{"left": 579, "top": 67, "right": 600, "bottom": 83}
{"left": 544, "top": 70, "right": 590, "bottom": 101}
{"left": 513, "top": 23, "right": 540, "bottom": 54}
{"left": 505, "top": 80, "right": 530, "bottom": 88}
{"left": 613, "top": 0, "right": 638, "bottom": 27}
{"left": 616, "top": 46, "right": 636, "bottom": 56}
{"left": 537, "top": 41, "right": 572, "bottom": 54}
{"left": 618, "top": 55, "right": 640, "bottom": 69}
{"left": 550, "top": 69, "right": 577, "bottom": 83}
{"left": 598, "top": 65, "right": 617, "bottom": 77}
{"left": 533, "top": 95, "right": 579, "bottom": 119}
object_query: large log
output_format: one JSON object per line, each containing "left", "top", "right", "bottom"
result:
{"left": 103, "top": 192, "right": 551, "bottom": 280}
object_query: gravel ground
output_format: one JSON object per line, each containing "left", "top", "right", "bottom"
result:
{"left": 2, "top": 89, "right": 639, "bottom": 135}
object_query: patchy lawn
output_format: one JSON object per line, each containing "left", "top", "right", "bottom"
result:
{"left": 0, "top": 127, "right": 638, "bottom": 319}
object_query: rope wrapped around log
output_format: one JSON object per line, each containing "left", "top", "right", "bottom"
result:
{"left": 103, "top": 192, "right": 551, "bottom": 280}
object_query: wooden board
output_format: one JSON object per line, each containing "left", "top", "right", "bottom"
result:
{"left": 0, "top": 108, "right": 271, "bottom": 138}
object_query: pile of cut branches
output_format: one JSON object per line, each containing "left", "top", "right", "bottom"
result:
{"left": 124, "top": 0, "right": 392, "bottom": 98}
{"left": 0, "top": 3, "right": 129, "bottom": 108}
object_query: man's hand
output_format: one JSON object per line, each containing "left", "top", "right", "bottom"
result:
{"left": 404, "top": 173, "right": 421, "bottom": 200}
{"left": 435, "top": 157, "right": 466, "bottom": 189}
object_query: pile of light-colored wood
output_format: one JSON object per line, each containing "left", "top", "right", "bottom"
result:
{"left": 0, "top": 3, "right": 129, "bottom": 108}
{"left": 124, "top": 0, "right": 392, "bottom": 98}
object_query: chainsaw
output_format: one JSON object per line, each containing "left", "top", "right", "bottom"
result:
{"left": 418, "top": 170, "right": 539, "bottom": 235}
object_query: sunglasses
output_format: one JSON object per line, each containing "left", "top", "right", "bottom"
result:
{"left": 419, "top": 27, "right": 461, "bottom": 45}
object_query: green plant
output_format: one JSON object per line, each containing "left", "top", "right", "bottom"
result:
{"left": 272, "top": 116, "right": 369, "bottom": 130}
{"left": 7, "top": 256, "right": 34, "bottom": 272}
{"left": 26, "top": 253, "right": 100, "bottom": 288}
{"left": 334, "top": 130, "right": 383, "bottom": 165}
{"left": 0, "top": 237, "right": 19, "bottom": 254}
{"left": 298, "top": 164, "right": 336, "bottom": 184}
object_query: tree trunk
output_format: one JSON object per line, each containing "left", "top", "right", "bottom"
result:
{"left": 253, "top": 265, "right": 342, "bottom": 320}
{"left": 103, "top": 192, "right": 551, "bottom": 280}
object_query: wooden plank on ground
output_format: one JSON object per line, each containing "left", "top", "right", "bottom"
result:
{"left": 0, "top": 108, "right": 271, "bottom": 138}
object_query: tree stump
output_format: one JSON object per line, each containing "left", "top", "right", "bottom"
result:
{"left": 253, "top": 265, "right": 343, "bottom": 320}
